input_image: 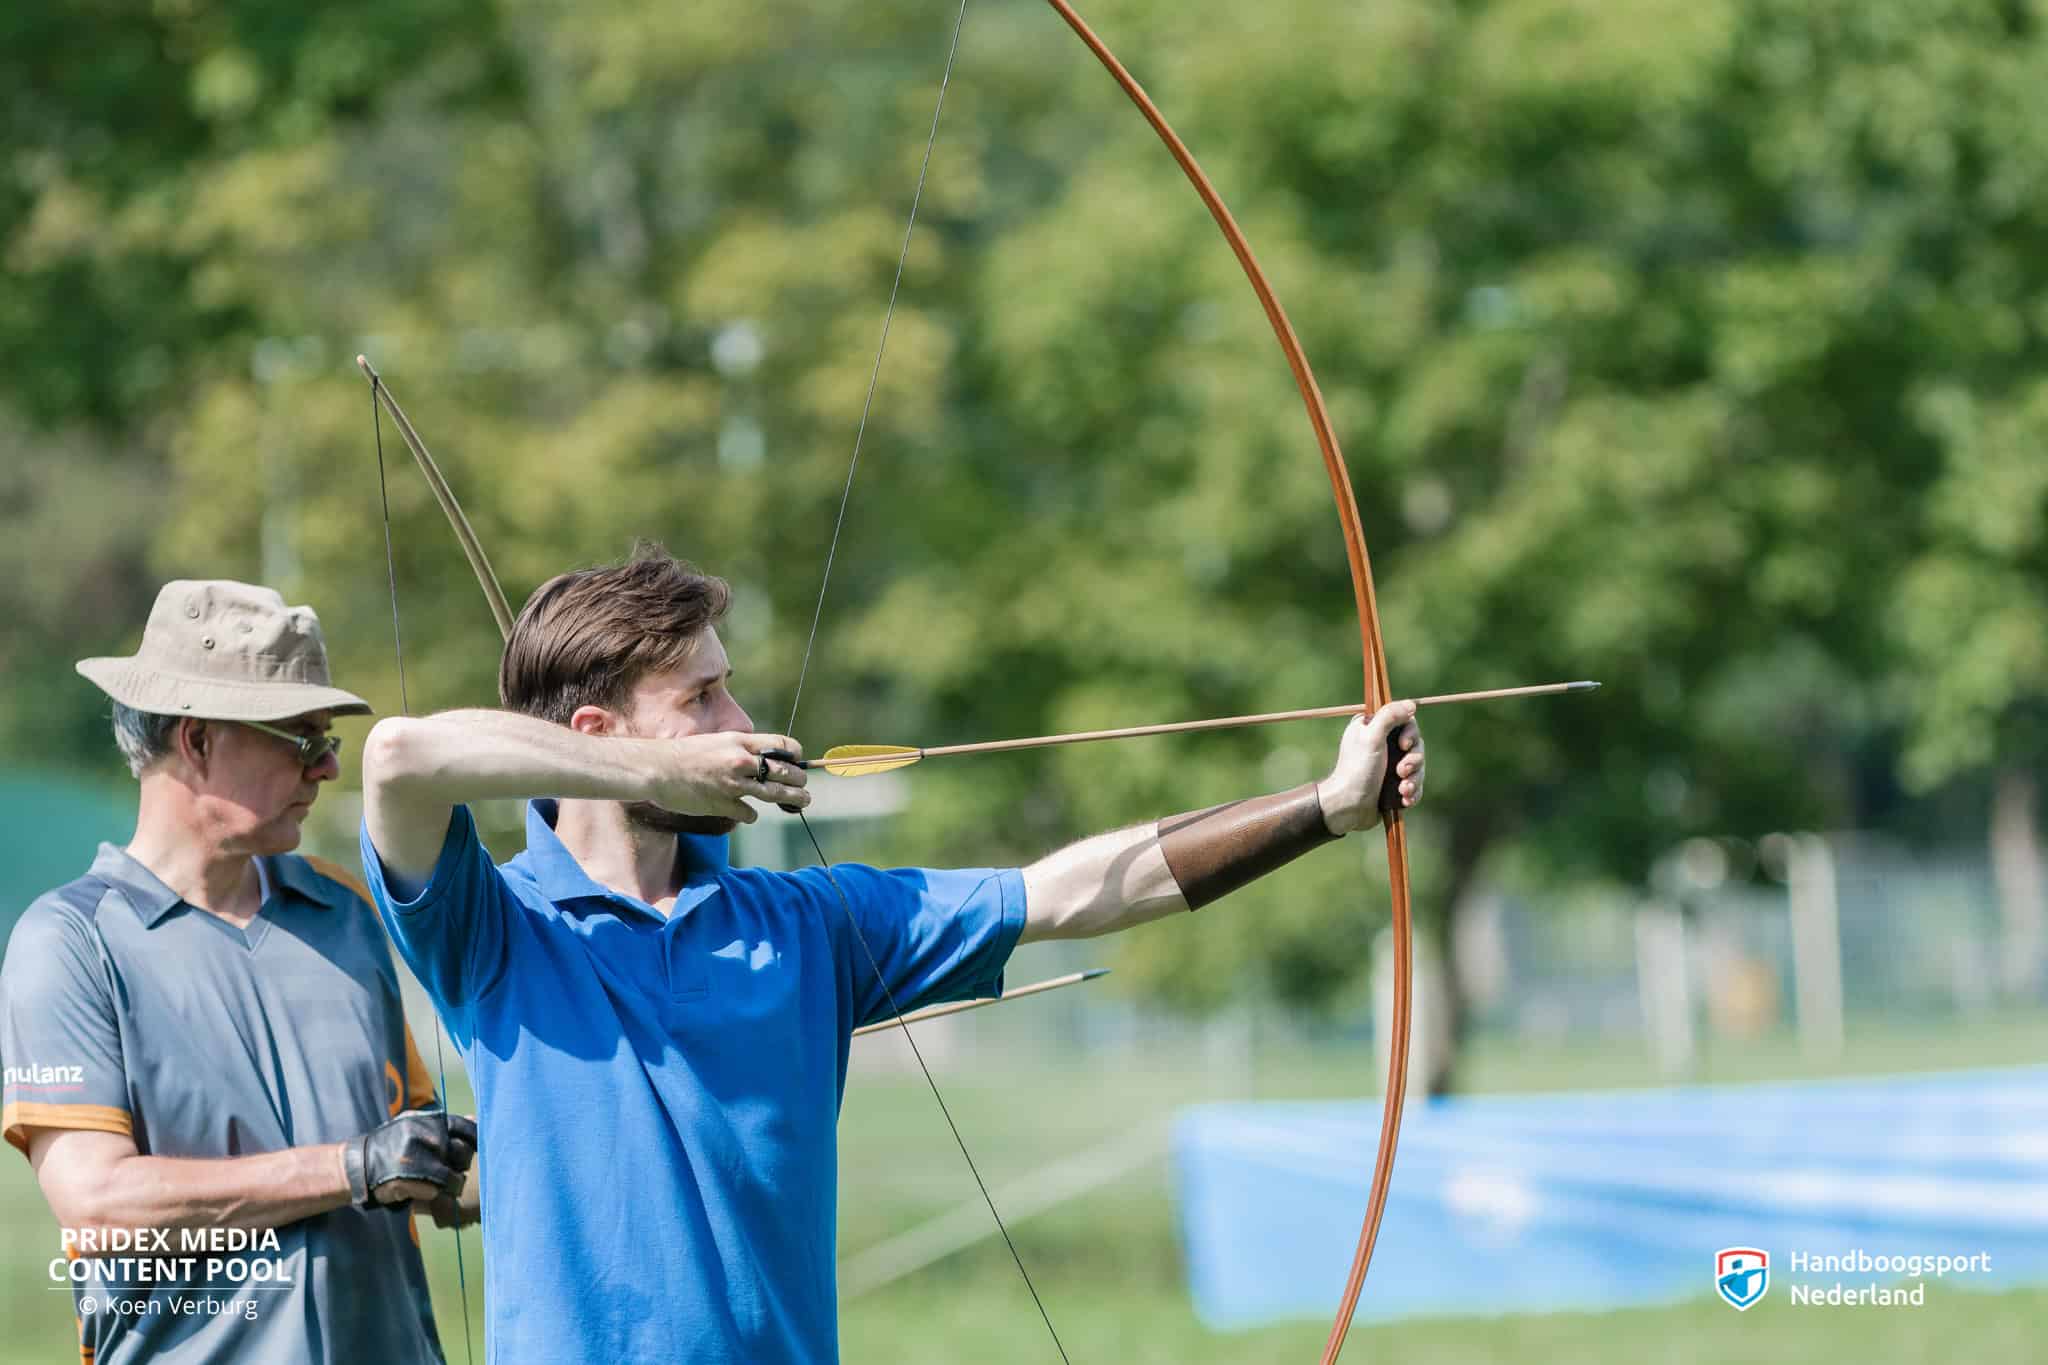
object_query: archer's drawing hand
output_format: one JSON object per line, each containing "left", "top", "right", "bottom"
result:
{"left": 644, "top": 732, "right": 810, "bottom": 824}
{"left": 1316, "top": 701, "right": 1424, "bottom": 834}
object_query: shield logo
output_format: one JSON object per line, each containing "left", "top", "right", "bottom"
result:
{"left": 1715, "top": 1247, "right": 1769, "bottom": 1311}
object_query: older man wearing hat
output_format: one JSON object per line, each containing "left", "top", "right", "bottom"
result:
{"left": 0, "top": 580, "right": 476, "bottom": 1364}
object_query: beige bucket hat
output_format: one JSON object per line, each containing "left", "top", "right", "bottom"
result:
{"left": 76, "top": 580, "right": 373, "bottom": 722}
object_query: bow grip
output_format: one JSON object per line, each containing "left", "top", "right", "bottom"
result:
{"left": 1377, "top": 721, "right": 1416, "bottom": 817}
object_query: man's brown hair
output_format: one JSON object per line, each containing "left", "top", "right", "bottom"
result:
{"left": 499, "top": 543, "right": 732, "bottom": 723}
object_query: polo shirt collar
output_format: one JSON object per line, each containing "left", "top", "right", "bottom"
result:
{"left": 91, "top": 843, "right": 183, "bottom": 927}
{"left": 91, "top": 845, "right": 338, "bottom": 927}
{"left": 269, "top": 854, "right": 343, "bottom": 909}
{"left": 517, "top": 799, "right": 728, "bottom": 922}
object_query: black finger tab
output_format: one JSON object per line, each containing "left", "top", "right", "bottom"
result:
{"left": 762, "top": 748, "right": 803, "bottom": 815}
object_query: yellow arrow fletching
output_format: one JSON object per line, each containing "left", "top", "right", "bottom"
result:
{"left": 819, "top": 744, "right": 923, "bottom": 776}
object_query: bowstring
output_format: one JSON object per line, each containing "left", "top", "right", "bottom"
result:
{"left": 784, "top": 5, "right": 1069, "bottom": 1359}
{"left": 785, "top": 0, "right": 965, "bottom": 728}
{"left": 372, "top": 379, "right": 477, "bottom": 1365}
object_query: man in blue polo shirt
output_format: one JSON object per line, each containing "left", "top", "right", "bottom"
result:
{"left": 358, "top": 546, "right": 1425, "bottom": 1363}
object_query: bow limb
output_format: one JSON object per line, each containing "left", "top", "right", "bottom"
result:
{"left": 1036, "top": 5, "right": 1412, "bottom": 1357}
{"left": 358, "top": 355, "right": 517, "bottom": 642}
{"left": 359, "top": 352, "right": 498, "bottom": 1365}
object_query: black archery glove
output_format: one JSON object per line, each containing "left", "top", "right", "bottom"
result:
{"left": 343, "top": 1109, "right": 478, "bottom": 1209}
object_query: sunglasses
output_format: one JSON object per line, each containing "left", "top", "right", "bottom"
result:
{"left": 237, "top": 720, "right": 344, "bottom": 767}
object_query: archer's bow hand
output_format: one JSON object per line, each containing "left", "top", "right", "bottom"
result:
{"left": 343, "top": 1110, "right": 478, "bottom": 1209}
{"left": 1316, "top": 702, "right": 1424, "bottom": 835}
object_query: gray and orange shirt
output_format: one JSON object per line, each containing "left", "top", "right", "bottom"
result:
{"left": 0, "top": 843, "right": 449, "bottom": 1364}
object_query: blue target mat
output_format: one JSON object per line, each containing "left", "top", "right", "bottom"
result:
{"left": 1171, "top": 1066, "right": 2048, "bottom": 1326}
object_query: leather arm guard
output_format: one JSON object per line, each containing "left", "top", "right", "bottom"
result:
{"left": 1158, "top": 781, "right": 1342, "bottom": 911}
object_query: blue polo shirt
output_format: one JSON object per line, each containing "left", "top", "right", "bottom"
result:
{"left": 359, "top": 801, "right": 1025, "bottom": 1364}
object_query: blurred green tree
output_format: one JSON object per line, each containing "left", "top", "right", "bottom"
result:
{"left": 5, "top": 0, "right": 2045, "bottom": 1053}
{"left": 0, "top": 0, "right": 514, "bottom": 762}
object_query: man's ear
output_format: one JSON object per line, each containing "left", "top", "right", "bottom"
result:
{"left": 567, "top": 705, "right": 616, "bottom": 737}
{"left": 175, "top": 717, "right": 211, "bottom": 774}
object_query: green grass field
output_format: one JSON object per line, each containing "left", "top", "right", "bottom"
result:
{"left": 4, "top": 1012, "right": 2044, "bottom": 1361}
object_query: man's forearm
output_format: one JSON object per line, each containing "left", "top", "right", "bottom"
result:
{"left": 74, "top": 1144, "right": 350, "bottom": 1234}
{"left": 364, "top": 709, "right": 687, "bottom": 881}
{"left": 365, "top": 709, "right": 664, "bottom": 808}
{"left": 1019, "top": 823, "right": 1187, "bottom": 941}
{"left": 1019, "top": 783, "right": 1343, "bottom": 941}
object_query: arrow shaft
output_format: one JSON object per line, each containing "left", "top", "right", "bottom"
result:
{"left": 814, "top": 680, "right": 1596, "bottom": 773}
{"left": 849, "top": 970, "right": 1108, "bottom": 1038}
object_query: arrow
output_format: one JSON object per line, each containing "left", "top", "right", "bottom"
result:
{"left": 801, "top": 680, "right": 1599, "bottom": 777}
{"left": 850, "top": 969, "right": 1110, "bottom": 1038}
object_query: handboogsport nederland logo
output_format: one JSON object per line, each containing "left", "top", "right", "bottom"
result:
{"left": 1712, "top": 1243, "right": 1991, "bottom": 1310}
{"left": 1716, "top": 1247, "right": 1769, "bottom": 1310}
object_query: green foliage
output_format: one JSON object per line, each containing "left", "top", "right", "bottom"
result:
{"left": 5, "top": 0, "right": 2046, "bottom": 1009}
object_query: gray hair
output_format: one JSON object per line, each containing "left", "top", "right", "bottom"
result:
{"left": 111, "top": 702, "right": 181, "bottom": 778}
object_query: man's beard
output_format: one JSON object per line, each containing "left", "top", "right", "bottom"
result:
{"left": 622, "top": 801, "right": 737, "bottom": 838}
